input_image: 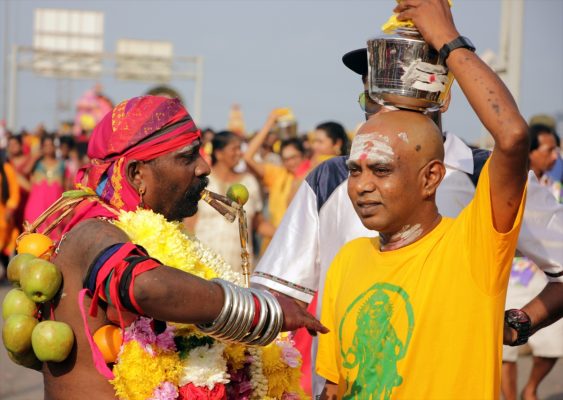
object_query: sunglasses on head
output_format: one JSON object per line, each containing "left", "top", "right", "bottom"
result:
{"left": 358, "top": 90, "right": 382, "bottom": 115}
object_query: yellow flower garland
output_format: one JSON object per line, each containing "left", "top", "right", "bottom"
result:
{"left": 114, "top": 209, "right": 243, "bottom": 285}
{"left": 111, "top": 209, "right": 307, "bottom": 400}
{"left": 111, "top": 341, "right": 183, "bottom": 400}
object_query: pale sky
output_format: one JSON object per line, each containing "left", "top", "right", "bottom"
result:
{"left": 1, "top": 0, "right": 562, "bottom": 145}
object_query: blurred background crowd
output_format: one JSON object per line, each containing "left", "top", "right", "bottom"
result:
{"left": 1, "top": 90, "right": 562, "bottom": 279}
{"left": 0, "top": 87, "right": 358, "bottom": 275}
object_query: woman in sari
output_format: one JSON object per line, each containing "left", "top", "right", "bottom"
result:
{"left": 23, "top": 135, "right": 66, "bottom": 239}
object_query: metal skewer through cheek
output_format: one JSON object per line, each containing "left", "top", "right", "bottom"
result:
{"left": 200, "top": 189, "right": 251, "bottom": 287}
{"left": 200, "top": 189, "right": 237, "bottom": 223}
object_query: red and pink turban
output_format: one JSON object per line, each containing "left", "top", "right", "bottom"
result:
{"left": 66, "top": 96, "right": 200, "bottom": 231}
{"left": 78, "top": 95, "right": 200, "bottom": 211}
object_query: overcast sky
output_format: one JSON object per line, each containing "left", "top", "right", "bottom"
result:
{"left": 1, "top": 0, "right": 562, "bottom": 145}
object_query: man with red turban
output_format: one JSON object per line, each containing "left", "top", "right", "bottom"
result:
{"left": 37, "top": 96, "right": 326, "bottom": 399}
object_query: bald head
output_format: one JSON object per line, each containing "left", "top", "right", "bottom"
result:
{"left": 354, "top": 110, "right": 444, "bottom": 167}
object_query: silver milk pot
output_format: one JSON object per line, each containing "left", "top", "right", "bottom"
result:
{"left": 367, "top": 27, "right": 454, "bottom": 111}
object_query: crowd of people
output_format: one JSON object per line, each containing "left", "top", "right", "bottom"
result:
{"left": 0, "top": 113, "right": 352, "bottom": 275}
{"left": 2, "top": 101, "right": 562, "bottom": 400}
{"left": 1, "top": 1, "right": 562, "bottom": 399}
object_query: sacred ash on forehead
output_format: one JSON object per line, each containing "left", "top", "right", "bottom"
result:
{"left": 349, "top": 132, "right": 395, "bottom": 163}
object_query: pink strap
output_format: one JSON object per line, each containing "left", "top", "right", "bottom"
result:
{"left": 78, "top": 289, "right": 115, "bottom": 380}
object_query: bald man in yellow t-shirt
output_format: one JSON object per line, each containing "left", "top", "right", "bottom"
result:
{"left": 316, "top": 1, "right": 529, "bottom": 399}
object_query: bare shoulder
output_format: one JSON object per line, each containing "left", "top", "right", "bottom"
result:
{"left": 55, "top": 219, "right": 130, "bottom": 279}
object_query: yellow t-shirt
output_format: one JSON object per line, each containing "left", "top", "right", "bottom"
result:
{"left": 316, "top": 161, "right": 526, "bottom": 400}
{"left": 263, "top": 163, "right": 294, "bottom": 228}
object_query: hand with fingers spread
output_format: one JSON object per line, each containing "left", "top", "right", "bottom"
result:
{"left": 394, "top": 0, "right": 459, "bottom": 50}
{"left": 274, "top": 291, "right": 329, "bottom": 335}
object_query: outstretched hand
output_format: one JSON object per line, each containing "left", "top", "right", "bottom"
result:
{"left": 274, "top": 291, "right": 329, "bottom": 336}
{"left": 394, "top": 0, "right": 459, "bottom": 51}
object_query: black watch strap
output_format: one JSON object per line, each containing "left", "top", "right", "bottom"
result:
{"left": 439, "top": 36, "right": 476, "bottom": 61}
{"left": 505, "top": 309, "right": 532, "bottom": 346}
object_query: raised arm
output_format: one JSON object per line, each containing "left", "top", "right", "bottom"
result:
{"left": 243, "top": 110, "right": 279, "bottom": 178}
{"left": 396, "top": 0, "right": 529, "bottom": 232}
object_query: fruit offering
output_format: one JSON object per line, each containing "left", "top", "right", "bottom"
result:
{"left": 6, "top": 253, "right": 36, "bottom": 285}
{"left": 19, "top": 258, "right": 62, "bottom": 303}
{"left": 226, "top": 183, "right": 249, "bottom": 206}
{"left": 2, "top": 288, "right": 37, "bottom": 319}
{"left": 2, "top": 314, "right": 38, "bottom": 354}
{"left": 2, "top": 231, "right": 76, "bottom": 369}
{"left": 31, "top": 320, "right": 75, "bottom": 362}
{"left": 93, "top": 324, "right": 123, "bottom": 363}
{"left": 16, "top": 233, "right": 54, "bottom": 259}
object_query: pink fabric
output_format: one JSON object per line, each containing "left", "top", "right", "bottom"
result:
{"left": 24, "top": 181, "right": 64, "bottom": 222}
{"left": 78, "top": 288, "right": 115, "bottom": 380}
{"left": 292, "top": 292, "right": 317, "bottom": 397}
{"left": 24, "top": 160, "right": 66, "bottom": 240}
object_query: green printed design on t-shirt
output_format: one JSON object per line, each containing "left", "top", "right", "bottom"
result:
{"left": 339, "top": 282, "right": 414, "bottom": 399}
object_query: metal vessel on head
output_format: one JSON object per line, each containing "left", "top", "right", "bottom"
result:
{"left": 367, "top": 27, "right": 454, "bottom": 112}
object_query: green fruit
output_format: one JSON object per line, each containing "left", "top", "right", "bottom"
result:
{"left": 226, "top": 183, "right": 249, "bottom": 205}
{"left": 31, "top": 320, "right": 74, "bottom": 362}
{"left": 20, "top": 258, "right": 62, "bottom": 303}
{"left": 2, "top": 314, "right": 38, "bottom": 354}
{"left": 7, "top": 349, "right": 42, "bottom": 370}
{"left": 6, "top": 253, "right": 36, "bottom": 285}
{"left": 2, "top": 288, "right": 37, "bottom": 319}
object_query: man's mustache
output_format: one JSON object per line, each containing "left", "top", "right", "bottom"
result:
{"left": 186, "top": 176, "right": 209, "bottom": 200}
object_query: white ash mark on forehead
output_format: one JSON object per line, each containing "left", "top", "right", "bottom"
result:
{"left": 350, "top": 133, "right": 395, "bottom": 164}
{"left": 397, "top": 132, "right": 409, "bottom": 143}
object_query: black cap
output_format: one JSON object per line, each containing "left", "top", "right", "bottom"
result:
{"left": 342, "top": 48, "right": 368, "bottom": 76}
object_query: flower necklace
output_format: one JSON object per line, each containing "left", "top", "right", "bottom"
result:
{"left": 110, "top": 209, "right": 307, "bottom": 400}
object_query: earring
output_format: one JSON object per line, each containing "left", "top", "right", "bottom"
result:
{"left": 139, "top": 186, "right": 146, "bottom": 208}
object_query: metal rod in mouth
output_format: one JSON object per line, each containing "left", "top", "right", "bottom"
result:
{"left": 201, "top": 190, "right": 236, "bottom": 223}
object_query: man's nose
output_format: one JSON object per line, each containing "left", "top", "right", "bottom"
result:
{"left": 196, "top": 157, "right": 211, "bottom": 177}
{"left": 354, "top": 171, "right": 376, "bottom": 194}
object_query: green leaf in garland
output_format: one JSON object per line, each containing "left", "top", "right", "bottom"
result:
{"left": 174, "top": 334, "right": 214, "bottom": 359}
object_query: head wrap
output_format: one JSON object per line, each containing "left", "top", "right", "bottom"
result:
{"left": 78, "top": 95, "right": 200, "bottom": 211}
{"left": 65, "top": 96, "right": 200, "bottom": 233}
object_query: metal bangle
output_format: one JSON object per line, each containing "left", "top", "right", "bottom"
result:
{"left": 263, "top": 291, "right": 284, "bottom": 345}
{"left": 196, "top": 279, "right": 234, "bottom": 333}
{"left": 215, "top": 285, "right": 249, "bottom": 340}
{"left": 250, "top": 290, "right": 283, "bottom": 346}
{"left": 209, "top": 280, "right": 238, "bottom": 334}
{"left": 270, "top": 291, "right": 284, "bottom": 339}
{"left": 221, "top": 285, "right": 253, "bottom": 341}
{"left": 212, "top": 285, "right": 242, "bottom": 339}
{"left": 244, "top": 289, "right": 269, "bottom": 343}
{"left": 230, "top": 288, "right": 255, "bottom": 342}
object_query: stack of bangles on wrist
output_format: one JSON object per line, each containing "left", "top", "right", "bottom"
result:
{"left": 196, "top": 278, "right": 283, "bottom": 345}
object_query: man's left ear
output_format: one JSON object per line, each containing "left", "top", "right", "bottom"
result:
{"left": 126, "top": 159, "right": 145, "bottom": 190}
{"left": 421, "top": 160, "right": 446, "bottom": 199}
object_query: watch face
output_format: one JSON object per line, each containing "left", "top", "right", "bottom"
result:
{"left": 508, "top": 309, "right": 529, "bottom": 323}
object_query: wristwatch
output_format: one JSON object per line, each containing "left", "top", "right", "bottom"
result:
{"left": 505, "top": 309, "right": 532, "bottom": 346}
{"left": 439, "top": 36, "right": 476, "bottom": 61}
